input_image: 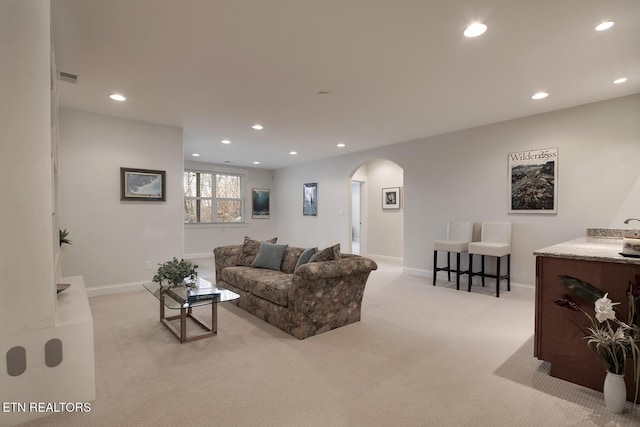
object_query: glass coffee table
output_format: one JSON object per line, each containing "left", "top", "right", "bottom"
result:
{"left": 143, "top": 278, "right": 239, "bottom": 343}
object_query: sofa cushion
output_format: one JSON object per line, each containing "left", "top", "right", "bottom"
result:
{"left": 281, "top": 246, "right": 305, "bottom": 274}
{"left": 238, "top": 236, "right": 277, "bottom": 266}
{"left": 251, "top": 242, "right": 288, "bottom": 270}
{"left": 252, "top": 274, "right": 293, "bottom": 307}
{"left": 309, "top": 243, "right": 340, "bottom": 263}
{"left": 220, "top": 267, "right": 257, "bottom": 292}
{"left": 220, "top": 266, "right": 290, "bottom": 295}
{"left": 295, "top": 247, "right": 317, "bottom": 270}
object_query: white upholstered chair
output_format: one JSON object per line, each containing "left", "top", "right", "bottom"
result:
{"left": 433, "top": 221, "right": 473, "bottom": 290}
{"left": 468, "top": 222, "right": 511, "bottom": 298}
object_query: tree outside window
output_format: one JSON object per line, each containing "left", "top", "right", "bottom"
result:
{"left": 184, "top": 171, "right": 243, "bottom": 223}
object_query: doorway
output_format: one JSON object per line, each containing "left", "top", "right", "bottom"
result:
{"left": 351, "top": 181, "right": 364, "bottom": 255}
{"left": 350, "top": 159, "right": 403, "bottom": 260}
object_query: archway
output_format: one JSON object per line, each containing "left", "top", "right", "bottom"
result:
{"left": 349, "top": 159, "right": 404, "bottom": 261}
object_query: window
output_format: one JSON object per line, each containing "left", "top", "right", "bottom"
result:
{"left": 184, "top": 171, "right": 243, "bottom": 223}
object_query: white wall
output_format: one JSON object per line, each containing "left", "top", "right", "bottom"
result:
{"left": 365, "top": 159, "right": 403, "bottom": 259}
{"left": 274, "top": 94, "right": 640, "bottom": 286}
{"left": 0, "top": 0, "right": 54, "bottom": 334}
{"left": 351, "top": 159, "right": 404, "bottom": 258}
{"left": 351, "top": 182, "right": 360, "bottom": 240}
{"left": 59, "top": 109, "right": 184, "bottom": 290}
{"left": 274, "top": 157, "right": 356, "bottom": 249}
{"left": 183, "top": 160, "right": 276, "bottom": 256}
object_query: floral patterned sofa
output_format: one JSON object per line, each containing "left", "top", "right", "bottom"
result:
{"left": 213, "top": 238, "right": 378, "bottom": 339}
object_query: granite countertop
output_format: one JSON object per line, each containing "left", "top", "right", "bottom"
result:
{"left": 534, "top": 230, "right": 640, "bottom": 265}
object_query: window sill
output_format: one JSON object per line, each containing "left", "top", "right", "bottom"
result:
{"left": 184, "top": 222, "right": 248, "bottom": 230}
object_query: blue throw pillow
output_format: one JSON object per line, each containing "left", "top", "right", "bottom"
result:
{"left": 295, "top": 247, "right": 318, "bottom": 270}
{"left": 251, "top": 242, "right": 288, "bottom": 271}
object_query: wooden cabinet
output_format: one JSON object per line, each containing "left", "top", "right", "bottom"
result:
{"left": 535, "top": 256, "right": 640, "bottom": 401}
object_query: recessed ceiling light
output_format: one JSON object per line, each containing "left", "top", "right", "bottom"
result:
{"left": 253, "top": 161, "right": 260, "bottom": 165}
{"left": 531, "top": 92, "right": 549, "bottom": 100}
{"left": 337, "top": 143, "right": 346, "bottom": 148}
{"left": 221, "top": 139, "right": 231, "bottom": 144}
{"left": 289, "top": 151, "right": 297, "bottom": 155}
{"left": 464, "top": 22, "right": 487, "bottom": 38}
{"left": 109, "top": 93, "right": 126, "bottom": 101}
{"left": 252, "top": 124, "right": 264, "bottom": 130}
{"left": 613, "top": 77, "right": 627, "bottom": 84}
{"left": 595, "top": 21, "right": 614, "bottom": 31}
{"left": 191, "top": 153, "right": 200, "bottom": 157}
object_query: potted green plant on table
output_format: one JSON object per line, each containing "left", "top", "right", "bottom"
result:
{"left": 555, "top": 274, "right": 640, "bottom": 413}
{"left": 152, "top": 257, "right": 198, "bottom": 289}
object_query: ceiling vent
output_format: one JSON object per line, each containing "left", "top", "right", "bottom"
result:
{"left": 58, "top": 71, "right": 78, "bottom": 84}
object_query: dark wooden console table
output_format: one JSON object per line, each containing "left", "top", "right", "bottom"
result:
{"left": 534, "top": 237, "right": 640, "bottom": 402}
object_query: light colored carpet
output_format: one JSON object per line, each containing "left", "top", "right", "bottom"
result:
{"left": 19, "top": 259, "right": 640, "bottom": 426}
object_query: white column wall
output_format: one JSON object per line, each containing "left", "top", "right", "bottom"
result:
{"left": 1, "top": 4, "right": 95, "bottom": 425}
{"left": 0, "top": 0, "right": 54, "bottom": 334}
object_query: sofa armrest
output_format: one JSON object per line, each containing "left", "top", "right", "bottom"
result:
{"left": 213, "top": 245, "right": 242, "bottom": 281}
{"left": 287, "top": 255, "right": 377, "bottom": 339}
{"left": 294, "top": 256, "right": 377, "bottom": 281}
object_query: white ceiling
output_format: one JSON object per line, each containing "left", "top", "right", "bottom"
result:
{"left": 51, "top": 0, "right": 640, "bottom": 170}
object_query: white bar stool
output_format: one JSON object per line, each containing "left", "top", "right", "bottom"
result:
{"left": 433, "top": 221, "right": 473, "bottom": 290}
{"left": 468, "top": 222, "right": 511, "bottom": 298}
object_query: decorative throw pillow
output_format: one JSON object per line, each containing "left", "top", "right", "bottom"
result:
{"left": 280, "top": 247, "right": 305, "bottom": 273}
{"left": 251, "top": 242, "right": 289, "bottom": 271}
{"left": 309, "top": 243, "right": 340, "bottom": 263}
{"left": 295, "top": 247, "right": 318, "bottom": 270}
{"left": 238, "top": 236, "right": 277, "bottom": 266}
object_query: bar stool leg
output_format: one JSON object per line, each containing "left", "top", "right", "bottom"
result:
{"left": 433, "top": 250, "right": 437, "bottom": 286}
{"left": 496, "top": 256, "right": 501, "bottom": 298}
{"left": 455, "top": 252, "right": 461, "bottom": 290}
{"left": 447, "top": 252, "right": 451, "bottom": 282}
{"left": 507, "top": 254, "right": 511, "bottom": 291}
{"left": 481, "top": 255, "right": 485, "bottom": 287}
{"left": 468, "top": 253, "right": 473, "bottom": 291}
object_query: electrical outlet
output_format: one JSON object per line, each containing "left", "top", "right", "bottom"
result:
{"left": 145, "top": 260, "right": 152, "bottom": 270}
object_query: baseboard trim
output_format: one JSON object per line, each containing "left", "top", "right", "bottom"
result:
{"left": 366, "top": 254, "right": 403, "bottom": 263}
{"left": 185, "top": 252, "right": 213, "bottom": 260}
{"left": 86, "top": 281, "right": 147, "bottom": 298}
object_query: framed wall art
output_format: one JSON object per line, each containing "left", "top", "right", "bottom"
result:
{"left": 252, "top": 188, "right": 270, "bottom": 219}
{"left": 508, "top": 148, "right": 558, "bottom": 213}
{"left": 120, "top": 167, "right": 166, "bottom": 201}
{"left": 382, "top": 187, "right": 401, "bottom": 210}
{"left": 303, "top": 182, "right": 318, "bottom": 216}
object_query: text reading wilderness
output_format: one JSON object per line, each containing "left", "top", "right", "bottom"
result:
{"left": 509, "top": 149, "right": 557, "bottom": 162}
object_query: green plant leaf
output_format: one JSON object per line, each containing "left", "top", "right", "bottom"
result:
{"left": 59, "top": 228, "right": 72, "bottom": 246}
{"left": 152, "top": 257, "right": 198, "bottom": 286}
{"left": 558, "top": 275, "right": 606, "bottom": 304}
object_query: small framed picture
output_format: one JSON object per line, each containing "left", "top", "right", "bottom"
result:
{"left": 382, "top": 187, "right": 401, "bottom": 209}
{"left": 303, "top": 182, "right": 318, "bottom": 216}
{"left": 120, "top": 167, "right": 166, "bottom": 201}
{"left": 252, "top": 188, "right": 270, "bottom": 219}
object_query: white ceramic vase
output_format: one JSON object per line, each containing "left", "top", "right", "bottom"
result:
{"left": 603, "top": 371, "right": 626, "bottom": 414}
